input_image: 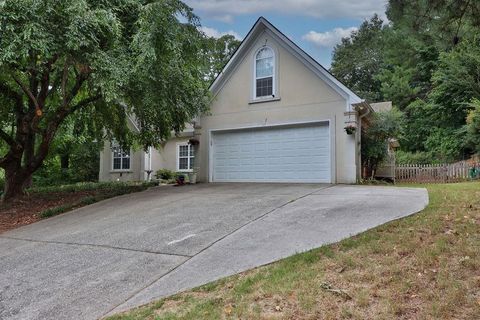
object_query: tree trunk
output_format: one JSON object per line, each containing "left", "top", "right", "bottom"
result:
{"left": 22, "top": 131, "right": 35, "bottom": 189}
{"left": 2, "top": 164, "right": 32, "bottom": 203}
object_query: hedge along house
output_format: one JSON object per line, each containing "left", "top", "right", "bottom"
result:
{"left": 99, "top": 17, "right": 378, "bottom": 184}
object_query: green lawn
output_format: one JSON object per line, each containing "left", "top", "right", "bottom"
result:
{"left": 108, "top": 182, "right": 480, "bottom": 320}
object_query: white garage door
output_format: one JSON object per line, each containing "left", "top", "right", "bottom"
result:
{"left": 212, "top": 123, "right": 331, "bottom": 183}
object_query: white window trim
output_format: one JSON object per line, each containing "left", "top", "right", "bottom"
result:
{"left": 176, "top": 142, "right": 194, "bottom": 172}
{"left": 253, "top": 46, "right": 276, "bottom": 100}
{"left": 111, "top": 143, "right": 132, "bottom": 172}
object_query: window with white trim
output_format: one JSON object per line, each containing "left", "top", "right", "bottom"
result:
{"left": 177, "top": 143, "right": 194, "bottom": 171}
{"left": 112, "top": 143, "right": 131, "bottom": 170}
{"left": 255, "top": 46, "right": 274, "bottom": 98}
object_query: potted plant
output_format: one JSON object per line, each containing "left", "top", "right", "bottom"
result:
{"left": 188, "top": 138, "right": 199, "bottom": 146}
{"left": 175, "top": 173, "right": 186, "bottom": 186}
{"left": 344, "top": 125, "right": 356, "bottom": 135}
{"left": 188, "top": 170, "right": 197, "bottom": 184}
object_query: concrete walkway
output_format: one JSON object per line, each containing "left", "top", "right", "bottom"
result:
{"left": 0, "top": 184, "right": 428, "bottom": 320}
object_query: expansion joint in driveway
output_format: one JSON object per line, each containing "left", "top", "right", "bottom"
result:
{"left": 101, "top": 185, "right": 334, "bottom": 318}
{"left": 0, "top": 236, "right": 193, "bottom": 258}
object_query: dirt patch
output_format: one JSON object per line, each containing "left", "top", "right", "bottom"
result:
{"left": 0, "top": 191, "right": 96, "bottom": 234}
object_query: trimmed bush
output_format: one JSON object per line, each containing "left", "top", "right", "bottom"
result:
{"left": 155, "top": 169, "right": 176, "bottom": 180}
{"left": 29, "top": 181, "right": 156, "bottom": 194}
{"left": 40, "top": 205, "right": 71, "bottom": 218}
{"left": 395, "top": 150, "right": 440, "bottom": 165}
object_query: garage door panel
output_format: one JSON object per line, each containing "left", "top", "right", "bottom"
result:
{"left": 212, "top": 123, "right": 331, "bottom": 183}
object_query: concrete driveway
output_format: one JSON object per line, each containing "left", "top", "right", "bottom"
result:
{"left": 0, "top": 183, "right": 428, "bottom": 320}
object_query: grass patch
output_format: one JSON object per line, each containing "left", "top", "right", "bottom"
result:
{"left": 108, "top": 182, "right": 480, "bottom": 320}
{"left": 30, "top": 181, "right": 157, "bottom": 194}
{"left": 40, "top": 205, "right": 72, "bottom": 218}
{"left": 37, "top": 181, "right": 158, "bottom": 219}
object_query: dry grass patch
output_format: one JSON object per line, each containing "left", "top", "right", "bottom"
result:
{"left": 108, "top": 182, "right": 480, "bottom": 320}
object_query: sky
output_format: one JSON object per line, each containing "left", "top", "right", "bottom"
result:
{"left": 185, "top": 0, "right": 388, "bottom": 68}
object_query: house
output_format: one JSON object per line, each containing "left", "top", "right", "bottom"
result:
{"left": 99, "top": 17, "right": 379, "bottom": 184}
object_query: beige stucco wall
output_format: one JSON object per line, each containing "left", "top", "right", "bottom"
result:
{"left": 99, "top": 30, "right": 358, "bottom": 184}
{"left": 99, "top": 140, "right": 144, "bottom": 182}
{"left": 194, "top": 30, "right": 357, "bottom": 183}
{"left": 149, "top": 136, "right": 192, "bottom": 174}
{"left": 99, "top": 135, "right": 191, "bottom": 182}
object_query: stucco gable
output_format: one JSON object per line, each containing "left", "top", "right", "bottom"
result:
{"left": 210, "top": 17, "right": 363, "bottom": 108}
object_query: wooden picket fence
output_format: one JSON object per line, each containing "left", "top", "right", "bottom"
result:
{"left": 395, "top": 162, "right": 480, "bottom": 183}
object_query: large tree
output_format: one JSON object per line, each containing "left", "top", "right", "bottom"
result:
{"left": 330, "top": 14, "right": 386, "bottom": 102}
{"left": 200, "top": 34, "right": 241, "bottom": 83}
{"left": 330, "top": 1, "right": 480, "bottom": 163}
{"left": 0, "top": 0, "right": 210, "bottom": 201}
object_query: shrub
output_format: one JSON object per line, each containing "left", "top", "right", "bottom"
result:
{"left": 79, "top": 196, "right": 99, "bottom": 206}
{"left": 466, "top": 99, "right": 480, "bottom": 154}
{"left": 362, "top": 109, "right": 404, "bottom": 177}
{"left": 396, "top": 150, "right": 439, "bottom": 165}
{"left": 37, "top": 181, "right": 158, "bottom": 218}
{"left": 155, "top": 168, "right": 175, "bottom": 180}
{"left": 40, "top": 205, "right": 71, "bottom": 218}
{"left": 30, "top": 181, "right": 156, "bottom": 194}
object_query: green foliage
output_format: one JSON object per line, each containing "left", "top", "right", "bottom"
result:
{"left": 176, "top": 172, "right": 187, "bottom": 179}
{"left": 0, "top": 0, "right": 210, "bottom": 199}
{"left": 331, "top": 15, "right": 385, "bottom": 102}
{"left": 465, "top": 99, "right": 480, "bottom": 153}
{"left": 126, "top": 1, "right": 210, "bottom": 146}
{"left": 362, "top": 109, "right": 403, "bottom": 175}
{"left": 32, "top": 139, "right": 101, "bottom": 186}
{"left": 40, "top": 205, "right": 71, "bottom": 219}
{"left": 200, "top": 34, "right": 241, "bottom": 83}
{"left": 395, "top": 151, "right": 438, "bottom": 165}
{"left": 29, "top": 181, "right": 156, "bottom": 194}
{"left": 424, "top": 127, "right": 466, "bottom": 162}
{"left": 428, "top": 37, "right": 480, "bottom": 126}
{"left": 401, "top": 100, "right": 437, "bottom": 152}
{"left": 377, "top": 64, "right": 423, "bottom": 110}
{"left": 37, "top": 181, "right": 157, "bottom": 218}
{"left": 331, "top": 1, "right": 480, "bottom": 162}
{"left": 378, "top": 30, "right": 439, "bottom": 110}
{"left": 155, "top": 168, "right": 176, "bottom": 180}
{"left": 386, "top": 0, "right": 480, "bottom": 48}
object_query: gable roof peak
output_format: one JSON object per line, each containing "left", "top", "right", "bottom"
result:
{"left": 210, "top": 17, "right": 363, "bottom": 105}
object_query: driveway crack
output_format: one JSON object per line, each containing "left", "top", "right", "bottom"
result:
{"left": 100, "top": 184, "right": 335, "bottom": 318}
{"left": 0, "top": 236, "right": 193, "bottom": 258}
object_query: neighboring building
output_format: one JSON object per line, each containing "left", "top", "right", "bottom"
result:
{"left": 99, "top": 17, "right": 381, "bottom": 184}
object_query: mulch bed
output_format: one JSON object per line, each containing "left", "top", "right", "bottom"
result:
{"left": 0, "top": 191, "right": 97, "bottom": 234}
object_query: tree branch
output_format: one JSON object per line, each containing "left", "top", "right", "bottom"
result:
{"left": 11, "top": 73, "right": 39, "bottom": 111}
{"left": 38, "top": 54, "right": 58, "bottom": 105}
{"left": 0, "top": 128, "right": 16, "bottom": 147}
{"left": 0, "top": 82, "right": 24, "bottom": 114}
{"left": 62, "top": 73, "right": 88, "bottom": 109}
{"left": 67, "top": 94, "right": 101, "bottom": 116}
{"left": 29, "top": 93, "right": 101, "bottom": 170}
